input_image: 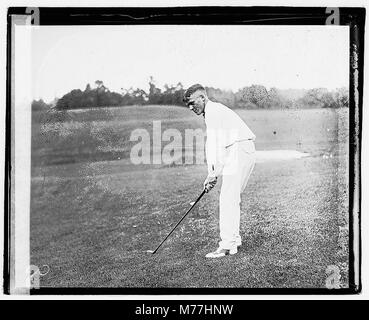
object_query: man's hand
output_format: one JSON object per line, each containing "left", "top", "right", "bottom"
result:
{"left": 203, "top": 175, "right": 218, "bottom": 193}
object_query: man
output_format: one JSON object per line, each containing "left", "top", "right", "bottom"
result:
{"left": 183, "top": 84, "right": 256, "bottom": 258}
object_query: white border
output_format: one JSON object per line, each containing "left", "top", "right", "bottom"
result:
{"left": 0, "top": 0, "right": 367, "bottom": 300}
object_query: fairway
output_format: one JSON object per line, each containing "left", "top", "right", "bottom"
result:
{"left": 30, "top": 106, "right": 349, "bottom": 288}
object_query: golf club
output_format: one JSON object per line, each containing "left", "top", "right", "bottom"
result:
{"left": 146, "top": 189, "right": 206, "bottom": 254}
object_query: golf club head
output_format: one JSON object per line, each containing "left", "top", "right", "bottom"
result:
{"left": 146, "top": 250, "right": 156, "bottom": 254}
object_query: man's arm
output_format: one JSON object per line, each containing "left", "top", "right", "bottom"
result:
{"left": 204, "top": 110, "right": 226, "bottom": 192}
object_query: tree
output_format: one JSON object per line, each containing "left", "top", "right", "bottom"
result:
{"left": 85, "top": 83, "right": 92, "bottom": 92}
{"left": 301, "top": 88, "right": 329, "bottom": 107}
{"left": 95, "top": 80, "right": 104, "bottom": 89}
{"left": 148, "top": 76, "right": 162, "bottom": 104}
{"left": 334, "top": 87, "right": 349, "bottom": 108}
{"left": 236, "top": 85, "right": 271, "bottom": 109}
{"left": 95, "top": 80, "right": 105, "bottom": 106}
{"left": 32, "top": 99, "right": 51, "bottom": 111}
{"left": 268, "top": 87, "right": 293, "bottom": 109}
{"left": 299, "top": 87, "right": 348, "bottom": 108}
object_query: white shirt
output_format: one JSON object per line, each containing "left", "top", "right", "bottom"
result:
{"left": 204, "top": 100, "right": 256, "bottom": 176}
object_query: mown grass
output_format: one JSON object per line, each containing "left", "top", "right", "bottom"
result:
{"left": 32, "top": 106, "right": 344, "bottom": 166}
{"left": 30, "top": 106, "right": 349, "bottom": 288}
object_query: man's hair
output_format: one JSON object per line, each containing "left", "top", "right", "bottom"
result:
{"left": 183, "top": 84, "right": 206, "bottom": 103}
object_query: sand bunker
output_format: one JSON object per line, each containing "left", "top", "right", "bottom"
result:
{"left": 256, "top": 150, "right": 310, "bottom": 162}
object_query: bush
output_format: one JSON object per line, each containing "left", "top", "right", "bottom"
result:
{"left": 298, "top": 87, "right": 349, "bottom": 108}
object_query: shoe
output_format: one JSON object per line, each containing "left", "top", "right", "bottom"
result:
{"left": 205, "top": 247, "right": 237, "bottom": 258}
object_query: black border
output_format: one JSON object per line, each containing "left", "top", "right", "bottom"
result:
{"left": 348, "top": 17, "right": 364, "bottom": 294}
{"left": 4, "top": 6, "right": 364, "bottom": 295}
{"left": 0, "top": 300, "right": 367, "bottom": 317}
{"left": 5, "top": 6, "right": 367, "bottom": 25}
{"left": 4, "top": 7, "right": 12, "bottom": 295}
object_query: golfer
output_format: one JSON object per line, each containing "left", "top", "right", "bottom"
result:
{"left": 183, "top": 84, "right": 256, "bottom": 258}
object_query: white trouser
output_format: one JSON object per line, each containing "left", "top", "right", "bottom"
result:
{"left": 218, "top": 140, "right": 256, "bottom": 250}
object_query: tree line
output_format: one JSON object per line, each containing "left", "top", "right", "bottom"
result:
{"left": 32, "top": 78, "right": 349, "bottom": 111}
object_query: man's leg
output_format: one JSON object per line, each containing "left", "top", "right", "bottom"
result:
{"left": 218, "top": 170, "right": 241, "bottom": 250}
{"left": 237, "top": 151, "right": 256, "bottom": 245}
{"left": 240, "top": 152, "right": 255, "bottom": 193}
{"left": 218, "top": 148, "right": 255, "bottom": 250}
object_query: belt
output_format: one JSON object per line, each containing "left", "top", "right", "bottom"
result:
{"left": 225, "top": 138, "right": 254, "bottom": 149}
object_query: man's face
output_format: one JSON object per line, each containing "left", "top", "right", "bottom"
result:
{"left": 186, "top": 91, "right": 206, "bottom": 115}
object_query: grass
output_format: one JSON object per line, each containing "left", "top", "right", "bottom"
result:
{"left": 30, "top": 106, "right": 349, "bottom": 288}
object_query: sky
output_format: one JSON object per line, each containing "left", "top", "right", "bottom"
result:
{"left": 31, "top": 25, "right": 349, "bottom": 102}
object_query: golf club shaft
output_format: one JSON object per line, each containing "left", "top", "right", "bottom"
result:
{"left": 152, "top": 189, "right": 206, "bottom": 253}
